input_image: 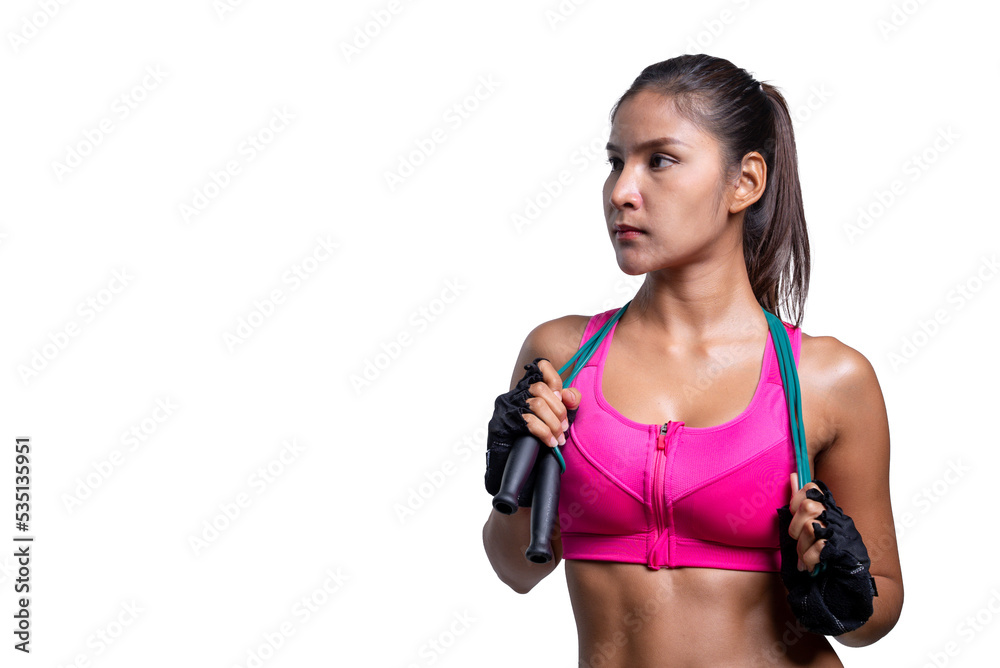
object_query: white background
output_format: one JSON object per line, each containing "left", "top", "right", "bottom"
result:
{"left": 2, "top": 0, "right": 997, "bottom": 666}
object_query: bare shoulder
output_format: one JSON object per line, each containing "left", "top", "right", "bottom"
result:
{"left": 799, "top": 331, "right": 887, "bottom": 451}
{"left": 800, "top": 331, "right": 881, "bottom": 396}
{"left": 508, "top": 314, "right": 591, "bottom": 391}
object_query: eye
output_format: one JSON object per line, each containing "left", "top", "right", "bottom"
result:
{"left": 651, "top": 154, "right": 676, "bottom": 168}
{"left": 606, "top": 157, "right": 622, "bottom": 171}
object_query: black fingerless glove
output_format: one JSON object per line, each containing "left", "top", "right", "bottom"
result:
{"left": 776, "top": 479, "right": 879, "bottom": 636}
{"left": 485, "top": 357, "right": 575, "bottom": 508}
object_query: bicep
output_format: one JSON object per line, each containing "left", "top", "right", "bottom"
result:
{"left": 813, "top": 344, "right": 902, "bottom": 586}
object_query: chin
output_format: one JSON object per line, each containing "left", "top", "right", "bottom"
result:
{"left": 613, "top": 240, "right": 668, "bottom": 275}
{"left": 614, "top": 257, "right": 649, "bottom": 276}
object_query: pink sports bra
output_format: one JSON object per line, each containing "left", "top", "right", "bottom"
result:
{"left": 557, "top": 307, "right": 802, "bottom": 572}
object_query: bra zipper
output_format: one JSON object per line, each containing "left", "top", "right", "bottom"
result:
{"left": 652, "top": 421, "right": 670, "bottom": 567}
{"left": 657, "top": 422, "right": 668, "bottom": 450}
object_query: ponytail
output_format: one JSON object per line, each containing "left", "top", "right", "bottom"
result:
{"left": 743, "top": 83, "right": 810, "bottom": 328}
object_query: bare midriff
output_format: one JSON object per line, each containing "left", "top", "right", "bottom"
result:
{"left": 565, "top": 560, "right": 844, "bottom": 668}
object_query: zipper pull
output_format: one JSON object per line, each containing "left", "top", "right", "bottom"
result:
{"left": 657, "top": 422, "right": 668, "bottom": 450}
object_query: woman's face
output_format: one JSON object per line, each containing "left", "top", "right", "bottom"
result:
{"left": 603, "top": 90, "right": 737, "bottom": 275}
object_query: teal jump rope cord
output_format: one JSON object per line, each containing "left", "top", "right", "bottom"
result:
{"left": 764, "top": 310, "right": 811, "bottom": 487}
{"left": 764, "top": 309, "right": 824, "bottom": 577}
{"left": 549, "top": 300, "right": 632, "bottom": 472}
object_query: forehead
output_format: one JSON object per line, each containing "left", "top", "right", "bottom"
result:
{"left": 608, "top": 89, "right": 713, "bottom": 151}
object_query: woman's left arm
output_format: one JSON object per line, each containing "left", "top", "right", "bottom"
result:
{"left": 805, "top": 337, "right": 904, "bottom": 647}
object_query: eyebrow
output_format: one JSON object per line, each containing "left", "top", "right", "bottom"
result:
{"left": 605, "top": 136, "right": 690, "bottom": 152}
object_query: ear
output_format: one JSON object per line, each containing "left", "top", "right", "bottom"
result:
{"left": 729, "top": 150, "right": 767, "bottom": 214}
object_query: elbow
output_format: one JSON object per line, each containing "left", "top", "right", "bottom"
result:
{"left": 496, "top": 560, "right": 555, "bottom": 595}
{"left": 834, "top": 577, "right": 903, "bottom": 647}
{"left": 482, "top": 518, "right": 537, "bottom": 595}
{"left": 503, "top": 576, "right": 534, "bottom": 595}
{"left": 489, "top": 554, "right": 540, "bottom": 595}
{"left": 484, "top": 561, "right": 536, "bottom": 595}
{"left": 834, "top": 619, "right": 897, "bottom": 648}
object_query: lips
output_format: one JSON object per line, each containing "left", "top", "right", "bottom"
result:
{"left": 614, "top": 224, "right": 643, "bottom": 233}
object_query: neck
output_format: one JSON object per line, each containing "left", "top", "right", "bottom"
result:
{"left": 626, "top": 246, "right": 763, "bottom": 343}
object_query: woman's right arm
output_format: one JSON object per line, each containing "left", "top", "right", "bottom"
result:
{"left": 481, "top": 316, "right": 584, "bottom": 594}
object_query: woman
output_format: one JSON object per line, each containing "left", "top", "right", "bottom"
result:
{"left": 482, "top": 54, "right": 903, "bottom": 667}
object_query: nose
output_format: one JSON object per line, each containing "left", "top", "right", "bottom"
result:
{"left": 608, "top": 165, "right": 641, "bottom": 211}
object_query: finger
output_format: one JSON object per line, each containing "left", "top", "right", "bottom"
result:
{"left": 796, "top": 527, "right": 815, "bottom": 564}
{"left": 531, "top": 379, "right": 567, "bottom": 422}
{"left": 789, "top": 473, "right": 799, "bottom": 513}
{"left": 520, "top": 412, "right": 560, "bottom": 448}
{"left": 795, "top": 516, "right": 827, "bottom": 560}
{"left": 536, "top": 358, "right": 566, "bottom": 393}
{"left": 560, "top": 386, "right": 581, "bottom": 410}
{"left": 536, "top": 359, "right": 576, "bottom": 434}
{"left": 800, "top": 538, "right": 827, "bottom": 572}
{"left": 528, "top": 380, "right": 567, "bottom": 436}
{"left": 787, "top": 497, "right": 824, "bottom": 541}
{"left": 788, "top": 479, "right": 820, "bottom": 515}
{"left": 530, "top": 377, "right": 569, "bottom": 435}
{"left": 537, "top": 358, "right": 579, "bottom": 409}
{"left": 524, "top": 392, "right": 563, "bottom": 444}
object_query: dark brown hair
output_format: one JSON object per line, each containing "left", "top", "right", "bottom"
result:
{"left": 610, "top": 54, "right": 810, "bottom": 328}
